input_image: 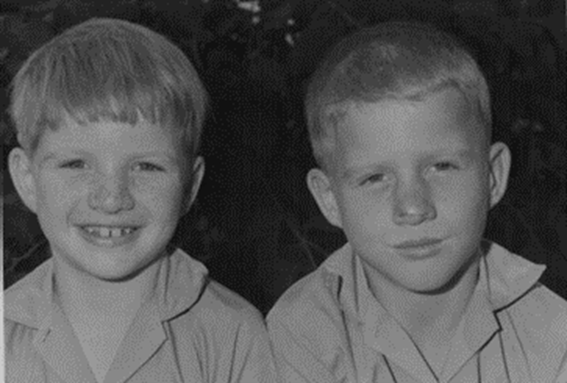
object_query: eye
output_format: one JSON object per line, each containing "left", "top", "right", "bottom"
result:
{"left": 361, "top": 173, "right": 386, "bottom": 186}
{"left": 60, "top": 159, "right": 87, "bottom": 169}
{"left": 433, "top": 161, "right": 459, "bottom": 172}
{"left": 133, "top": 162, "right": 165, "bottom": 172}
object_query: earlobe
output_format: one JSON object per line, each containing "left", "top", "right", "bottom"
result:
{"left": 488, "top": 142, "right": 512, "bottom": 208}
{"left": 8, "top": 148, "right": 38, "bottom": 213}
{"left": 183, "top": 156, "right": 205, "bottom": 214}
{"left": 306, "top": 168, "right": 343, "bottom": 228}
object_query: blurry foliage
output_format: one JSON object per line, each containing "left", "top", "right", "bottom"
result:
{"left": 1, "top": 0, "right": 566, "bottom": 312}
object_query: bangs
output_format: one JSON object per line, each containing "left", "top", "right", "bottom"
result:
{"left": 38, "top": 36, "right": 190, "bottom": 128}
{"left": 43, "top": 83, "right": 186, "bottom": 134}
{"left": 19, "top": 75, "right": 190, "bottom": 155}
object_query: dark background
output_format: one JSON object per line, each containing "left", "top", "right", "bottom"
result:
{"left": 2, "top": 0, "right": 566, "bottom": 315}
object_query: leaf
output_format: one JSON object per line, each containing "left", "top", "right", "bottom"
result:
{"left": 2, "top": 0, "right": 61, "bottom": 12}
{"left": 3, "top": 13, "right": 55, "bottom": 52}
{"left": 54, "top": 0, "right": 141, "bottom": 28}
{"left": 247, "top": 55, "right": 288, "bottom": 94}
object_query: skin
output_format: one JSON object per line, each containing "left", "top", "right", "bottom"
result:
{"left": 9, "top": 115, "right": 205, "bottom": 381}
{"left": 307, "top": 88, "right": 511, "bottom": 374}
{"left": 9, "top": 115, "right": 204, "bottom": 330}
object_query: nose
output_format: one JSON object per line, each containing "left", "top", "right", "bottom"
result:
{"left": 88, "top": 171, "right": 135, "bottom": 213}
{"left": 392, "top": 176, "right": 436, "bottom": 226}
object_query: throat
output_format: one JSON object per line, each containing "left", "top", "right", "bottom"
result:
{"left": 367, "top": 256, "right": 480, "bottom": 337}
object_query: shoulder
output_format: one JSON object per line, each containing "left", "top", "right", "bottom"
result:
{"left": 4, "top": 318, "right": 43, "bottom": 383}
{"left": 166, "top": 249, "right": 266, "bottom": 331}
{"left": 268, "top": 261, "right": 339, "bottom": 321}
{"left": 489, "top": 241, "right": 567, "bottom": 346}
{"left": 4, "top": 257, "right": 53, "bottom": 328}
{"left": 170, "top": 276, "right": 269, "bottom": 347}
{"left": 167, "top": 277, "right": 277, "bottom": 381}
{"left": 506, "top": 282, "right": 567, "bottom": 340}
{"left": 267, "top": 245, "right": 354, "bottom": 328}
{"left": 4, "top": 317, "right": 34, "bottom": 355}
{"left": 198, "top": 278, "right": 266, "bottom": 327}
{"left": 266, "top": 249, "right": 357, "bottom": 383}
{"left": 167, "top": 277, "right": 279, "bottom": 383}
{"left": 266, "top": 256, "right": 346, "bottom": 353}
{"left": 503, "top": 283, "right": 567, "bottom": 374}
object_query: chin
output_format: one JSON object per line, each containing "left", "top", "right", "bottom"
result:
{"left": 79, "top": 258, "right": 156, "bottom": 283}
{"left": 411, "top": 259, "right": 479, "bottom": 295}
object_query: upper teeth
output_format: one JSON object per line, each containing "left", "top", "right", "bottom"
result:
{"left": 83, "top": 226, "right": 136, "bottom": 238}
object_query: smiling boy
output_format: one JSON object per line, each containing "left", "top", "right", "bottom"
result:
{"left": 267, "top": 21, "right": 567, "bottom": 382}
{"left": 4, "top": 18, "right": 277, "bottom": 383}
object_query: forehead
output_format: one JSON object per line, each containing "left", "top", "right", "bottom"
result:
{"left": 329, "top": 88, "right": 486, "bottom": 166}
{"left": 36, "top": 115, "right": 181, "bottom": 156}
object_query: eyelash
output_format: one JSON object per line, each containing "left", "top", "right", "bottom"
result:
{"left": 360, "top": 162, "right": 459, "bottom": 185}
{"left": 433, "top": 162, "right": 459, "bottom": 171}
{"left": 60, "top": 160, "right": 86, "bottom": 169}
{"left": 134, "top": 162, "right": 165, "bottom": 172}
{"left": 361, "top": 174, "right": 386, "bottom": 185}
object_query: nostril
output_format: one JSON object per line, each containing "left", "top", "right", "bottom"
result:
{"left": 88, "top": 184, "right": 134, "bottom": 212}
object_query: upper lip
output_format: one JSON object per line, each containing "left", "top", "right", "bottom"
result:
{"left": 393, "top": 238, "right": 442, "bottom": 249}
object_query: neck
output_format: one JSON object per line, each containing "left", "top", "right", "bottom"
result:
{"left": 53, "top": 256, "right": 164, "bottom": 322}
{"left": 364, "top": 255, "right": 480, "bottom": 343}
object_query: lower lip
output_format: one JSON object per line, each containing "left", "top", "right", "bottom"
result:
{"left": 395, "top": 243, "right": 443, "bottom": 260}
{"left": 77, "top": 227, "right": 141, "bottom": 248}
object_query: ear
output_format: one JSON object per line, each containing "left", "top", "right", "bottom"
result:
{"left": 8, "top": 147, "right": 38, "bottom": 214}
{"left": 306, "top": 168, "right": 343, "bottom": 228}
{"left": 183, "top": 156, "right": 205, "bottom": 214}
{"left": 487, "top": 141, "right": 511, "bottom": 208}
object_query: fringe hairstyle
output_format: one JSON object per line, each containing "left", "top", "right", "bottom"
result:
{"left": 10, "top": 18, "right": 207, "bottom": 167}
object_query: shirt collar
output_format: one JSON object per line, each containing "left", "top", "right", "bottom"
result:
{"left": 319, "top": 241, "right": 546, "bottom": 381}
{"left": 321, "top": 240, "right": 546, "bottom": 358}
{"left": 322, "top": 240, "right": 546, "bottom": 321}
{"left": 149, "top": 246, "right": 209, "bottom": 320}
{"left": 4, "top": 242, "right": 209, "bottom": 329}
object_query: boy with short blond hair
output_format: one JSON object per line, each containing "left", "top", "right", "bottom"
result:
{"left": 5, "top": 18, "right": 277, "bottom": 383}
{"left": 267, "top": 21, "right": 567, "bottom": 382}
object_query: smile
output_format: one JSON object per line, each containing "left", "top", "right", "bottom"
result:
{"left": 80, "top": 226, "right": 139, "bottom": 238}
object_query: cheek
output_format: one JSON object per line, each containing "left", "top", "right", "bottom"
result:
{"left": 339, "top": 190, "right": 389, "bottom": 236}
{"left": 135, "top": 179, "right": 186, "bottom": 213}
{"left": 435, "top": 175, "right": 489, "bottom": 226}
{"left": 37, "top": 174, "right": 82, "bottom": 210}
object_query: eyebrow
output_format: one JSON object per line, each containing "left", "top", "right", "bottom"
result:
{"left": 130, "top": 152, "right": 180, "bottom": 164}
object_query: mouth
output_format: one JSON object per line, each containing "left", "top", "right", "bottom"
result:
{"left": 393, "top": 238, "right": 443, "bottom": 249}
{"left": 79, "top": 225, "right": 141, "bottom": 239}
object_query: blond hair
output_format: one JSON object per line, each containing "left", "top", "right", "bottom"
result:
{"left": 10, "top": 18, "right": 207, "bottom": 165}
{"left": 305, "top": 21, "right": 491, "bottom": 170}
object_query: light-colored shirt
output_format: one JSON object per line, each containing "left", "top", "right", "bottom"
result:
{"left": 267, "top": 241, "right": 567, "bottom": 383}
{"left": 4, "top": 243, "right": 279, "bottom": 383}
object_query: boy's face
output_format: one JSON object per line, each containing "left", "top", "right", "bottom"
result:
{"left": 9, "top": 116, "right": 204, "bottom": 282}
{"left": 308, "top": 88, "right": 510, "bottom": 293}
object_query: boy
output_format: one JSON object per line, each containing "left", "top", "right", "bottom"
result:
{"left": 4, "top": 18, "right": 277, "bottom": 383}
{"left": 267, "top": 21, "right": 567, "bottom": 382}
